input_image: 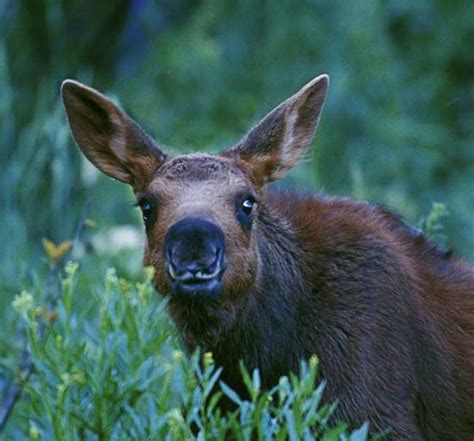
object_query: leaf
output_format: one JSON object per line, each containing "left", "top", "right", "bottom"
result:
{"left": 85, "top": 218, "right": 98, "bottom": 228}
{"left": 239, "top": 361, "right": 253, "bottom": 397}
{"left": 203, "top": 366, "right": 223, "bottom": 400}
{"left": 219, "top": 381, "right": 242, "bottom": 406}
{"left": 252, "top": 368, "right": 261, "bottom": 397}
{"left": 349, "top": 422, "right": 370, "bottom": 441}
{"left": 320, "top": 421, "right": 349, "bottom": 441}
{"left": 285, "top": 409, "right": 299, "bottom": 441}
{"left": 42, "top": 238, "right": 73, "bottom": 264}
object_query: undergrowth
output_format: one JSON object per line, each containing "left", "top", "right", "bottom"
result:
{"left": 6, "top": 264, "right": 372, "bottom": 440}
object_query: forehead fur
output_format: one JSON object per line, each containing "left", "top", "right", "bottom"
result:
{"left": 158, "top": 153, "right": 244, "bottom": 181}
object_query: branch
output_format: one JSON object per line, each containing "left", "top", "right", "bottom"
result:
{"left": 0, "top": 200, "right": 91, "bottom": 433}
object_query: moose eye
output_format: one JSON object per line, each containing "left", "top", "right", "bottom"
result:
{"left": 236, "top": 194, "right": 257, "bottom": 229}
{"left": 242, "top": 198, "right": 254, "bottom": 216}
{"left": 137, "top": 199, "right": 154, "bottom": 224}
{"left": 141, "top": 202, "right": 152, "bottom": 221}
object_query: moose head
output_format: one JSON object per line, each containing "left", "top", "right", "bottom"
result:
{"left": 61, "top": 75, "right": 328, "bottom": 343}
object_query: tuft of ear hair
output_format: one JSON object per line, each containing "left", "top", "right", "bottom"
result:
{"left": 222, "top": 74, "right": 329, "bottom": 186}
{"left": 61, "top": 80, "right": 167, "bottom": 189}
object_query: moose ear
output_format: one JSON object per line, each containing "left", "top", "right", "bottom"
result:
{"left": 222, "top": 74, "right": 329, "bottom": 186}
{"left": 61, "top": 80, "right": 167, "bottom": 189}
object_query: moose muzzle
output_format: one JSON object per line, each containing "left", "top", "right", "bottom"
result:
{"left": 164, "top": 217, "right": 226, "bottom": 300}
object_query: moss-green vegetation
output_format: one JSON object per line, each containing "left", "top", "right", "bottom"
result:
{"left": 4, "top": 264, "right": 374, "bottom": 440}
{"left": 0, "top": 1, "right": 472, "bottom": 438}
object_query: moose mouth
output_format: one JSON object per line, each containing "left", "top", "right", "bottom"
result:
{"left": 167, "top": 263, "right": 225, "bottom": 301}
{"left": 163, "top": 216, "right": 227, "bottom": 301}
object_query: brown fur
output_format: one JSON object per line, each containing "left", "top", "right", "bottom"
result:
{"left": 61, "top": 75, "right": 474, "bottom": 439}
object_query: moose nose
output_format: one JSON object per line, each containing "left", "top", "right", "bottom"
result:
{"left": 164, "top": 217, "right": 225, "bottom": 299}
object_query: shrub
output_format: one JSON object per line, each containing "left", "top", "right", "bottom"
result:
{"left": 6, "top": 264, "right": 372, "bottom": 440}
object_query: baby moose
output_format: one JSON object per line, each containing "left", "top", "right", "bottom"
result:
{"left": 61, "top": 75, "right": 474, "bottom": 440}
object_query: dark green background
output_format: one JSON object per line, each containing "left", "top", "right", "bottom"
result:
{"left": 0, "top": 2, "right": 473, "bottom": 436}
{"left": 1, "top": 0, "right": 473, "bottom": 299}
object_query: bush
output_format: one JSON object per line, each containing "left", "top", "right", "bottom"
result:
{"left": 5, "top": 264, "right": 373, "bottom": 440}
{"left": 1, "top": 1, "right": 470, "bottom": 438}
{"left": 1, "top": 0, "right": 472, "bottom": 302}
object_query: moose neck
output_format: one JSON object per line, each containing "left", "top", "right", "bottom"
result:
{"left": 211, "top": 199, "right": 312, "bottom": 389}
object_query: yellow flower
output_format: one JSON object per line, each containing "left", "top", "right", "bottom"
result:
{"left": 71, "top": 372, "right": 86, "bottom": 385}
{"left": 62, "top": 373, "right": 71, "bottom": 382}
{"left": 42, "top": 238, "right": 72, "bottom": 264}
{"left": 65, "top": 261, "right": 79, "bottom": 277}
{"left": 143, "top": 265, "right": 155, "bottom": 281}
{"left": 172, "top": 350, "right": 183, "bottom": 362}
{"left": 105, "top": 268, "right": 118, "bottom": 286}
{"left": 33, "top": 306, "right": 43, "bottom": 319}
{"left": 168, "top": 408, "right": 184, "bottom": 424}
{"left": 203, "top": 351, "right": 214, "bottom": 368}
{"left": 119, "top": 278, "right": 132, "bottom": 295}
{"left": 12, "top": 291, "right": 34, "bottom": 315}
{"left": 29, "top": 425, "right": 40, "bottom": 440}
{"left": 85, "top": 218, "right": 98, "bottom": 228}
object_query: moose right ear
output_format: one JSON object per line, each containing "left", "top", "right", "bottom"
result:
{"left": 221, "top": 74, "right": 329, "bottom": 187}
{"left": 61, "top": 80, "right": 167, "bottom": 189}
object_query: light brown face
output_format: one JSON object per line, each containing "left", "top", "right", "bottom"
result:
{"left": 139, "top": 154, "right": 261, "bottom": 302}
{"left": 61, "top": 74, "right": 328, "bottom": 337}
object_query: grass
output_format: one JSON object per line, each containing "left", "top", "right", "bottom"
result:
{"left": 3, "top": 262, "right": 374, "bottom": 440}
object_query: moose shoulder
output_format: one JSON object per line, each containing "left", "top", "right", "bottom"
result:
{"left": 61, "top": 75, "right": 474, "bottom": 440}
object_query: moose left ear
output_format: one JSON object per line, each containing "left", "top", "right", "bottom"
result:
{"left": 222, "top": 74, "right": 329, "bottom": 186}
{"left": 61, "top": 79, "right": 168, "bottom": 190}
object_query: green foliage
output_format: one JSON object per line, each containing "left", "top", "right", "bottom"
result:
{"left": 0, "top": 1, "right": 472, "bottom": 438}
{"left": 5, "top": 265, "right": 371, "bottom": 440}
{"left": 0, "top": 0, "right": 130, "bottom": 297}
{"left": 418, "top": 202, "right": 449, "bottom": 247}
{"left": 0, "top": 1, "right": 472, "bottom": 300}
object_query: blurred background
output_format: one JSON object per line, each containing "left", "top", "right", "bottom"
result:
{"left": 0, "top": 0, "right": 473, "bottom": 305}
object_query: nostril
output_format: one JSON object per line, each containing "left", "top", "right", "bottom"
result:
{"left": 163, "top": 217, "right": 226, "bottom": 284}
{"left": 207, "top": 247, "right": 222, "bottom": 271}
{"left": 185, "top": 261, "right": 201, "bottom": 275}
{"left": 201, "top": 266, "right": 214, "bottom": 276}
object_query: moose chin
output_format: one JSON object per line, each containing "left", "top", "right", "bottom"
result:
{"left": 61, "top": 74, "right": 474, "bottom": 440}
